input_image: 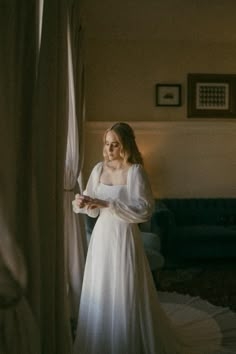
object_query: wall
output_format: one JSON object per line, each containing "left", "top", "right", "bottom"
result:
{"left": 85, "top": 39, "right": 236, "bottom": 121}
{"left": 84, "top": 121, "right": 236, "bottom": 198}
{"left": 83, "top": 38, "right": 236, "bottom": 197}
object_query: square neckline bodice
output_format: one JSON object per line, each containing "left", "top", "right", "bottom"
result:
{"left": 98, "top": 162, "right": 134, "bottom": 187}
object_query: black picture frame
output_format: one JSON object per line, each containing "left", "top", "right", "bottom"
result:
{"left": 187, "top": 73, "right": 236, "bottom": 118}
{"left": 156, "top": 84, "right": 181, "bottom": 107}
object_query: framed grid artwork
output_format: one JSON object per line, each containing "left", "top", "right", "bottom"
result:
{"left": 187, "top": 74, "right": 236, "bottom": 118}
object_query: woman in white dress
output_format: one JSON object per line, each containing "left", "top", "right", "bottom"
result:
{"left": 72, "top": 122, "right": 236, "bottom": 354}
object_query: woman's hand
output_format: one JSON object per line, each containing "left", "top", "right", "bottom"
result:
{"left": 87, "top": 198, "right": 109, "bottom": 209}
{"left": 75, "top": 194, "right": 93, "bottom": 209}
{"left": 75, "top": 194, "right": 109, "bottom": 209}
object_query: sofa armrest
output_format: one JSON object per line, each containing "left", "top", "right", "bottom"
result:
{"left": 150, "top": 207, "right": 176, "bottom": 256}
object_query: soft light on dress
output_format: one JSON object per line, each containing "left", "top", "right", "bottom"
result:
{"left": 72, "top": 162, "right": 236, "bottom": 354}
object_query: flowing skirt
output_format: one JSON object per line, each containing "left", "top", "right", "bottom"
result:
{"left": 73, "top": 211, "right": 236, "bottom": 354}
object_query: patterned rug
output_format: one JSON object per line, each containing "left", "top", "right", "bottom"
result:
{"left": 157, "top": 260, "right": 236, "bottom": 312}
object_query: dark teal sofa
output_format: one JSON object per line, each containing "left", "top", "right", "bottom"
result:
{"left": 151, "top": 198, "right": 236, "bottom": 261}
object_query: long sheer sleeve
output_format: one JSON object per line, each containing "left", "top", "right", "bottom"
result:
{"left": 108, "top": 164, "right": 154, "bottom": 223}
{"left": 72, "top": 162, "right": 103, "bottom": 218}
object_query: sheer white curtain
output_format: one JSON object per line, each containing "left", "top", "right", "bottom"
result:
{"left": 31, "top": 0, "right": 73, "bottom": 352}
{"left": 64, "top": 19, "right": 87, "bottom": 323}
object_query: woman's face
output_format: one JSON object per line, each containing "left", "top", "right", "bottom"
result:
{"left": 105, "top": 130, "right": 123, "bottom": 161}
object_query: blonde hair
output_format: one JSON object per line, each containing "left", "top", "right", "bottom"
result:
{"left": 103, "top": 122, "right": 143, "bottom": 165}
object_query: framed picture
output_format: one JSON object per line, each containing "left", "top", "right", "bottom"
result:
{"left": 156, "top": 84, "right": 181, "bottom": 107}
{"left": 187, "top": 73, "right": 236, "bottom": 118}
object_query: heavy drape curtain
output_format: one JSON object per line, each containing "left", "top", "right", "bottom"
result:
{"left": 0, "top": 1, "right": 40, "bottom": 353}
{"left": 0, "top": 0, "right": 85, "bottom": 353}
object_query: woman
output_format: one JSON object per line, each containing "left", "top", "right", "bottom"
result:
{"left": 72, "top": 122, "right": 236, "bottom": 354}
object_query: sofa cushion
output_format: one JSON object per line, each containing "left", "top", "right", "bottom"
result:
{"left": 176, "top": 226, "right": 236, "bottom": 242}
{"left": 157, "top": 198, "right": 236, "bottom": 226}
{"left": 140, "top": 231, "right": 161, "bottom": 251}
{"left": 153, "top": 198, "right": 236, "bottom": 259}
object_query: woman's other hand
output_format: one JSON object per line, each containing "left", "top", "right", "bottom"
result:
{"left": 75, "top": 194, "right": 93, "bottom": 208}
{"left": 75, "top": 194, "right": 109, "bottom": 209}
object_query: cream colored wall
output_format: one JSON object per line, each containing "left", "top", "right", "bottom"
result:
{"left": 85, "top": 39, "right": 236, "bottom": 121}
{"left": 83, "top": 39, "right": 236, "bottom": 197}
{"left": 84, "top": 121, "right": 236, "bottom": 198}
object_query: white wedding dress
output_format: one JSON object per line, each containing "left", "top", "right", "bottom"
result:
{"left": 73, "top": 162, "right": 236, "bottom": 354}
